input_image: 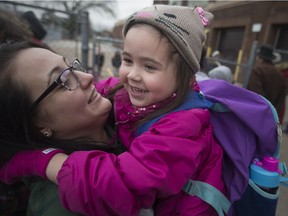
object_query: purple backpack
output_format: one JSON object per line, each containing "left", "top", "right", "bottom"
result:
{"left": 137, "top": 79, "right": 287, "bottom": 216}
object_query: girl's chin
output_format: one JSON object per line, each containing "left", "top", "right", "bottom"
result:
{"left": 130, "top": 99, "right": 149, "bottom": 107}
{"left": 128, "top": 92, "right": 145, "bottom": 105}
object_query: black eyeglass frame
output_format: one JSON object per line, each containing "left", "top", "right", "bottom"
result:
{"left": 31, "top": 58, "right": 84, "bottom": 110}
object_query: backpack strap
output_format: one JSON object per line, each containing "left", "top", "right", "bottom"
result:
{"left": 210, "top": 102, "right": 230, "bottom": 112}
{"left": 136, "top": 91, "right": 213, "bottom": 137}
{"left": 136, "top": 91, "right": 231, "bottom": 214}
{"left": 280, "top": 176, "right": 288, "bottom": 187}
{"left": 183, "top": 179, "right": 230, "bottom": 216}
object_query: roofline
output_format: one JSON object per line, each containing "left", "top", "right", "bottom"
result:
{"left": 206, "top": 1, "right": 254, "bottom": 12}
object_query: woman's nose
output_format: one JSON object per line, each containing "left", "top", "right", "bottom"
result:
{"left": 78, "top": 71, "right": 94, "bottom": 88}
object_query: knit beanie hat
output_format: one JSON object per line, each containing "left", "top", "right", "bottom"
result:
{"left": 122, "top": 5, "right": 213, "bottom": 73}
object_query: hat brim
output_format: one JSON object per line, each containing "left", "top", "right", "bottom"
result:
{"left": 258, "top": 53, "right": 277, "bottom": 61}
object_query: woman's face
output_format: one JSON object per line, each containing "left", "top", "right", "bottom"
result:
{"left": 14, "top": 47, "right": 112, "bottom": 140}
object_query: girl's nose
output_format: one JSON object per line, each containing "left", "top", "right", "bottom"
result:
{"left": 78, "top": 71, "right": 94, "bottom": 88}
{"left": 127, "top": 67, "right": 141, "bottom": 82}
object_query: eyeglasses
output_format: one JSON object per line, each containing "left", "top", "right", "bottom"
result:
{"left": 31, "top": 58, "right": 86, "bottom": 110}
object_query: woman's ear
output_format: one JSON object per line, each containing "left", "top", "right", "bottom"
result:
{"left": 40, "top": 128, "right": 52, "bottom": 137}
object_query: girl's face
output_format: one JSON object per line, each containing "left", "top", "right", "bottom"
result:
{"left": 14, "top": 48, "right": 112, "bottom": 140}
{"left": 120, "top": 25, "right": 178, "bottom": 107}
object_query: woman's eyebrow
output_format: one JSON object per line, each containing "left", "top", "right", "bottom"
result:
{"left": 45, "top": 57, "right": 66, "bottom": 87}
{"left": 63, "top": 56, "right": 69, "bottom": 66}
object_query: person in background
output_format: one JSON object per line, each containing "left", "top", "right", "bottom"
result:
{"left": 208, "top": 65, "right": 234, "bottom": 83}
{"left": 111, "top": 50, "right": 122, "bottom": 76}
{"left": 0, "top": 5, "right": 226, "bottom": 216}
{"left": 206, "top": 50, "right": 222, "bottom": 71}
{"left": 0, "top": 9, "right": 51, "bottom": 51}
{"left": 274, "top": 52, "right": 288, "bottom": 133}
{"left": 94, "top": 46, "right": 105, "bottom": 75}
{"left": 211, "top": 50, "right": 222, "bottom": 67}
{"left": 20, "top": 11, "right": 49, "bottom": 49}
{"left": 0, "top": 9, "right": 32, "bottom": 43}
{"left": 247, "top": 44, "right": 286, "bottom": 124}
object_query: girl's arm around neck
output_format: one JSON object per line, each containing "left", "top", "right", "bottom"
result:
{"left": 46, "top": 153, "right": 68, "bottom": 184}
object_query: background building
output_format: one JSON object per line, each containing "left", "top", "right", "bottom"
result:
{"left": 112, "top": 0, "right": 288, "bottom": 85}
{"left": 206, "top": 1, "right": 288, "bottom": 84}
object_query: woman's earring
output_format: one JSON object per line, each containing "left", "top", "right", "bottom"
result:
{"left": 43, "top": 131, "right": 51, "bottom": 137}
{"left": 40, "top": 128, "right": 52, "bottom": 137}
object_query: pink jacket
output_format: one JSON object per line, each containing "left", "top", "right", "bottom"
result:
{"left": 57, "top": 77, "right": 225, "bottom": 216}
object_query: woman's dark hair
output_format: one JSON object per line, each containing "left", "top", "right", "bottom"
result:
{"left": 107, "top": 24, "right": 194, "bottom": 127}
{"left": 0, "top": 42, "right": 123, "bottom": 166}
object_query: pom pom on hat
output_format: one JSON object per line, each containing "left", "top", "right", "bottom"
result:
{"left": 122, "top": 5, "right": 214, "bottom": 73}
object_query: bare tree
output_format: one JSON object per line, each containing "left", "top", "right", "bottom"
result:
{"left": 39, "top": 1, "right": 116, "bottom": 38}
{"left": 62, "top": 1, "right": 116, "bottom": 37}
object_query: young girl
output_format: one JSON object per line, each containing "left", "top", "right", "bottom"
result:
{"left": 1, "top": 5, "right": 226, "bottom": 216}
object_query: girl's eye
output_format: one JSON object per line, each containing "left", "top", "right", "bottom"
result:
{"left": 145, "top": 64, "right": 156, "bottom": 71}
{"left": 122, "top": 58, "right": 132, "bottom": 64}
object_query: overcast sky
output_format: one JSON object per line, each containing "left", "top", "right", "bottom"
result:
{"left": 3, "top": 0, "right": 153, "bottom": 31}
{"left": 117, "top": 0, "right": 153, "bottom": 19}
{"left": 90, "top": 0, "right": 154, "bottom": 31}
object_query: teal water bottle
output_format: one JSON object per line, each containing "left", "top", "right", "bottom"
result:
{"left": 250, "top": 156, "right": 281, "bottom": 194}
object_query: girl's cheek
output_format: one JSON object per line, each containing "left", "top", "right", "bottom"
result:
{"left": 119, "top": 68, "right": 127, "bottom": 81}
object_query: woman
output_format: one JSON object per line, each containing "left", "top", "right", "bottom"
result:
{"left": 0, "top": 9, "right": 81, "bottom": 215}
{"left": 0, "top": 41, "right": 125, "bottom": 215}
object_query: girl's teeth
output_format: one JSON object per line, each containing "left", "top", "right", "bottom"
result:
{"left": 133, "top": 87, "right": 145, "bottom": 93}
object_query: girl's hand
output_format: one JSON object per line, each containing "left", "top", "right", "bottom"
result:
{"left": 0, "top": 148, "right": 64, "bottom": 184}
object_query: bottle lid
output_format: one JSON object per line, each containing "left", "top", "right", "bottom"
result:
{"left": 262, "top": 156, "right": 279, "bottom": 172}
{"left": 250, "top": 163, "right": 279, "bottom": 188}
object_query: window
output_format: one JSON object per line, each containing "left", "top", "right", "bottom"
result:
{"left": 274, "top": 25, "right": 288, "bottom": 62}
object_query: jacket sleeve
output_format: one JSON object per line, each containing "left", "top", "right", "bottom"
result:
{"left": 247, "top": 67, "right": 265, "bottom": 96}
{"left": 274, "top": 75, "right": 286, "bottom": 114}
{"left": 57, "top": 109, "right": 217, "bottom": 216}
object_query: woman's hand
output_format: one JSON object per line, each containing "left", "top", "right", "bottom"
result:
{"left": 0, "top": 148, "right": 64, "bottom": 184}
